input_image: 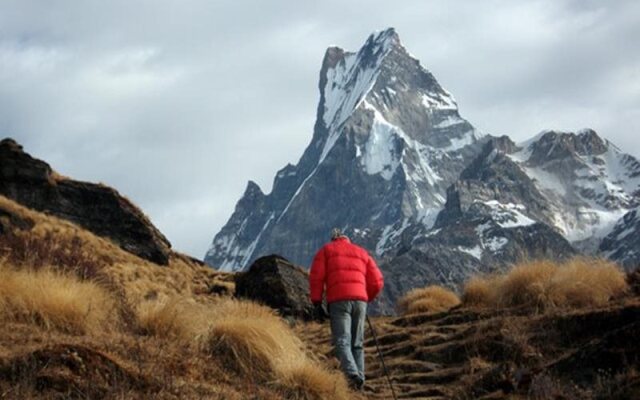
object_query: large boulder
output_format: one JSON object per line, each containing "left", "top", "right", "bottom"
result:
{"left": 235, "top": 255, "right": 315, "bottom": 321}
{"left": 0, "top": 138, "right": 172, "bottom": 265}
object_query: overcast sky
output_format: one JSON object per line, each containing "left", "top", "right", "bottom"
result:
{"left": 1, "top": 0, "right": 639, "bottom": 258}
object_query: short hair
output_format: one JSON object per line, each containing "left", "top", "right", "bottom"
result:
{"left": 330, "top": 228, "right": 343, "bottom": 240}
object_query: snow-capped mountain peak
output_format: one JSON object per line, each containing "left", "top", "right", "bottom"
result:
{"left": 206, "top": 28, "right": 486, "bottom": 272}
{"left": 205, "top": 28, "right": 639, "bottom": 313}
{"left": 508, "top": 129, "right": 640, "bottom": 249}
{"left": 319, "top": 29, "right": 400, "bottom": 162}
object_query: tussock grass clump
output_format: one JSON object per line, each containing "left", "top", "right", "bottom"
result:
{"left": 462, "top": 258, "right": 628, "bottom": 311}
{"left": 461, "top": 276, "right": 495, "bottom": 306}
{"left": 397, "top": 285, "right": 461, "bottom": 315}
{"left": 136, "top": 298, "right": 350, "bottom": 398}
{"left": 277, "top": 362, "right": 351, "bottom": 400}
{"left": 136, "top": 297, "right": 212, "bottom": 342}
{"left": 205, "top": 300, "right": 304, "bottom": 379}
{"left": 206, "top": 300, "right": 350, "bottom": 399}
{"left": 0, "top": 196, "right": 228, "bottom": 308}
{"left": 207, "top": 316, "right": 294, "bottom": 377}
{"left": 0, "top": 264, "right": 117, "bottom": 335}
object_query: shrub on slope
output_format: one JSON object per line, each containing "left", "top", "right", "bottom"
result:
{"left": 0, "top": 264, "right": 117, "bottom": 335}
{"left": 206, "top": 300, "right": 351, "bottom": 399}
{"left": 462, "top": 258, "right": 628, "bottom": 310}
{"left": 136, "top": 298, "right": 352, "bottom": 399}
{"left": 136, "top": 297, "right": 213, "bottom": 342}
{"left": 397, "top": 285, "right": 461, "bottom": 315}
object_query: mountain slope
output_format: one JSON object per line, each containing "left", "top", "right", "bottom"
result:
{"left": 600, "top": 208, "right": 640, "bottom": 269}
{"left": 299, "top": 295, "right": 640, "bottom": 399}
{"left": 507, "top": 129, "right": 640, "bottom": 253}
{"left": 0, "top": 138, "right": 172, "bottom": 265}
{"left": 206, "top": 28, "right": 640, "bottom": 312}
{"left": 206, "top": 28, "right": 486, "bottom": 271}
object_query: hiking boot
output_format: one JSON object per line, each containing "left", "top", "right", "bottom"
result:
{"left": 348, "top": 375, "right": 364, "bottom": 391}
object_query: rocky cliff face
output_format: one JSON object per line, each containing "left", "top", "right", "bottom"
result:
{"left": 507, "top": 129, "right": 640, "bottom": 253}
{"left": 0, "top": 138, "right": 172, "bottom": 264}
{"left": 206, "top": 28, "right": 640, "bottom": 312}
{"left": 206, "top": 28, "right": 486, "bottom": 271}
{"left": 600, "top": 208, "right": 640, "bottom": 269}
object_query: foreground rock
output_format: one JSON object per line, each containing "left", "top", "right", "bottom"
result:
{"left": 0, "top": 138, "right": 172, "bottom": 264}
{"left": 235, "top": 255, "right": 315, "bottom": 320}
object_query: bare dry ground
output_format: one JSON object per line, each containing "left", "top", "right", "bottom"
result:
{"left": 299, "top": 267, "right": 640, "bottom": 399}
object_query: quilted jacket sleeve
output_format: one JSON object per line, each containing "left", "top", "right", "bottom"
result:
{"left": 365, "top": 254, "right": 384, "bottom": 301}
{"left": 309, "top": 247, "right": 327, "bottom": 303}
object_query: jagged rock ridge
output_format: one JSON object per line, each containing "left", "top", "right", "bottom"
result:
{"left": 206, "top": 28, "right": 640, "bottom": 312}
{"left": 0, "top": 138, "right": 172, "bottom": 264}
{"left": 206, "top": 28, "right": 485, "bottom": 271}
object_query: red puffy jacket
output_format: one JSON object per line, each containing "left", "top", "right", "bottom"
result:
{"left": 309, "top": 237, "right": 384, "bottom": 304}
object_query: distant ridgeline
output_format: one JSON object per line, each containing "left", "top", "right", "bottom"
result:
{"left": 205, "top": 28, "right": 640, "bottom": 314}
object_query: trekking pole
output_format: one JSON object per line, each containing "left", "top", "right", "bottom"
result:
{"left": 366, "top": 315, "right": 398, "bottom": 400}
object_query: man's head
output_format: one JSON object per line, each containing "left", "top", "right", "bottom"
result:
{"left": 331, "top": 228, "right": 346, "bottom": 241}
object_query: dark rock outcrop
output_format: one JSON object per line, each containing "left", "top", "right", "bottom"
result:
{"left": 600, "top": 208, "right": 640, "bottom": 270}
{"left": 206, "top": 28, "right": 486, "bottom": 271}
{"left": 0, "top": 138, "right": 172, "bottom": 265}
{"left": 235, "top": 255, "right": 315, "bottom": 320}
{"left": 0, "top": 205, "right": 34, "bottom": 234}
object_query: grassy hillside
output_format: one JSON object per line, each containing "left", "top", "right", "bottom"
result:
{"left": 300, "top": 259, "right": 638, "bottom": 399}
{"left": 1, "top": 193, "right": 638, "bottom": 399}
{"left": 0, "top": 195, "right": 352, "bottom": 399}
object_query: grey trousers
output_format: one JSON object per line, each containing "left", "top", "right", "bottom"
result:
{"left": 329, "top": 300, "right": 367, "bottom": 381}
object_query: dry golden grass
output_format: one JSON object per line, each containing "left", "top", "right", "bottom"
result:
{"left": 277, "top": 361, "right": 351, "bottom": 400}
{"left": 134, "top": 297, "right": 351, "bottom": 398}
{"left": 205, "top": 299, "right": 351, "bottom": 399}
{"left": 205, "top": 299, "right": 307, "bottom": 379}
{"left": 461, "top": 276, "right": 495, "bottom": 306}
{"left": 49, "top": 169, "right": 69, "bottom": 182}
{"left": 397, "top": 285, "right": 461, "bottom": 315}
{"left": 0, "top": 195, "right": 138, "bottom": 275}
{"left": 0, "top": 195, "right": 351, "bottom": 398}
{"left": 0, "top": 195, "right": 231, "bottom": 307}
{"left": 0, "top": 263, "right": 118, "bottom": 335}
{"left": 136, "top": 297, "right": 213, "bottom": 342}
{"left": 462, "top": 258, "right": 628, "bottom": 311}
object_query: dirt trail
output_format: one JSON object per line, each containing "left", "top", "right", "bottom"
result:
{"left": 298, "top": 299, "right": 640, "bottom": 399}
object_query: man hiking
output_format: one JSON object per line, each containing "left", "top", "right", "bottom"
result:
{"left": 309, "top": 228, "right": 384, "bottom": 390}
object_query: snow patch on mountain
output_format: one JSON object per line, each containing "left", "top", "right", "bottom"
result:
{"left": 277, "top": 167, "right": 318, "bottom": 223}
{"left": 475, "top": 222, "right": 509, "bottom": 253}
{"left": 361, "top": 104, "right": 400, "bottom": 180}
{"left": 435, "top": 115, "right": 466, "bottom": 129}
{"left": 376, "top": 218, "right": 410, "bottom": 256}
{"left": 321, "top": 31, "right": 396, "bottom": 164}
{"left": 508, "top": 132, "right": 640, "bottom": 245}
{"left": 481, "top": 200, "right": 537, "bottom": 228}
{"left": 212, "top": 212, "right": 276, "bottom": 272}
{"left": 421, "top": 92, "right": 457, "bottom": 110}
{"left": 458, "top": 245, "right": 482, "bottom": 260}
{"left": 442, "top": 130, "right": 482, "bottom": 152}
{"left": 600, "top": 208, "right": 640, "bottom": 269}
{"left": 485, "top": 236, "right": 509, "bottom": 252}
{"left": 360, "top": 101, "right": 445, "bottom": 187}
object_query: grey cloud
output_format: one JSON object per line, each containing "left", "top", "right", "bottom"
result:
{"left": 0, "top": 0, "right": 638, "bottom": 257}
